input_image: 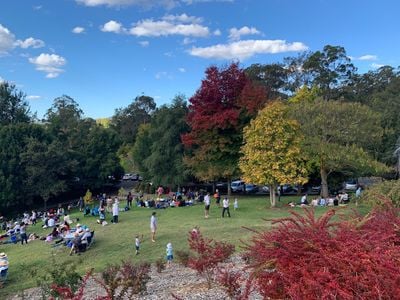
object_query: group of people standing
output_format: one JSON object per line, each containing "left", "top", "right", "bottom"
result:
{"left": 204, "top": 190, "right": 238, "bottom": 219}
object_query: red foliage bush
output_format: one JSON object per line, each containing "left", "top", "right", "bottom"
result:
{"left": 244, "top": 204, "right": 400, "bottom": 299}
{"left": 187, "top": 229, "right": 235, "bottom": 288}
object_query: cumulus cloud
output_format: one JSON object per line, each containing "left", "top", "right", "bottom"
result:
{"left": 229, "top": 26, "right": 260, "bottom": 41}
{"left": 72, "top": 26, "right": 85, "bottom": 34}
{"left": 0, "top": 24, "right": 45, "bottom": 55}
{"left": 15, "top": 37, "right": 45, "bottom": 49}
{"left": 26, "top": 95, "right": 41, "bottom": 100}
{"left": 0, "top": 76, "right": 4, "bottom": 83}
{"left": 213, "top": 29, "right": 221, "bottom": 36}
{"left": 29, "top": 53, "right": 67, "bottom": 78}
{"left": 129, "top": 17, "right": 209, "bottom": 37}
{"left": 76, "top": 0, "right": 178, "bottom": 9}
{"left": 138, "top": 40, "right": 149, "bottom": 47}
{"left": 162, "top": 13, "right": 202, "bottom": 23}
{"left": 178, "top": 67, "right": 186, "bottom": 72}
{"left": 101, "top": 20, "right": 126, "bottom": 33}
{"left": 358, "top": 54, "right": 377, "bottom": 61}
{"left": 0, "top": 24, "right": 16, "bottom": 55}
{"left": 371, "top": 63, "right": 384, "bottom": 69}
{"left": 189, "top": 39, "right": 308, "bottom": 60}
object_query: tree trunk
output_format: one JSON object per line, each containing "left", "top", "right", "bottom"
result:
{"left": 269, "top": 183, "right": 276, "bottom": 208}
{"left": 227, "top": 177, "right": 231, "bottom": 196}
{"left": 320, "top": 167, "right": 329, "bottom": 198}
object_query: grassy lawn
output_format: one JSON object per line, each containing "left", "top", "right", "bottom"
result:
{"left": 0, "top": 195, "right": 362, "bottom": 297}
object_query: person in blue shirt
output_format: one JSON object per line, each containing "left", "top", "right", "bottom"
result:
{"left": 166, "top": 242, "right": 173, "bottom": 266}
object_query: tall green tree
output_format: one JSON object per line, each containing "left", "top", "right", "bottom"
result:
{"left": 21, "top": 138, "right": 68, "bottom": 209}
{"left": 289, "top": 98, "right": 389, "bottom": 197}
{"left": 302, "top": 45, "right": 356, "bottom": 99}
{"left": 111, "top": 95, "right": 156, "bottom": 144}
{"left": 0, "top": 82, "right": 31, "bottom": 125}
{"left": 240, "top": 101, "right": 308, "bottom": 207}
{"left": 132, "top": 95, "right": 189, "bottom": 188}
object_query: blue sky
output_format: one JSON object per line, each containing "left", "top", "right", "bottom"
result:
{"left": 0, "top": 0, "right": 399, "bottom": 119}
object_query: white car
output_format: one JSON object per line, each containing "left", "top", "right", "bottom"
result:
{"left": 231, "top": 180, "right": 245, "bottom": 192}
{"left": 344, "top": 180, "right": 357, "bottom": 191}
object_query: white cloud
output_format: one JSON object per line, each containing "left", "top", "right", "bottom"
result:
{"left": 129, "top": 18, "right": 209, "bottom": 37}
{"left": 26, "top": 95, "right": 41, "bottom": 100}
{"left": 189, "top": 39, "right": 308, "bottom": 60}
{"left": 178, "top": 67, "right": 186, "bottom": 72}
{"left": 155, "top": 71, "right": 168, "bottom": 79}
{"left": 76, "top": 0, "right": 178, "bottom": 9}
{"left": 0, "top": 24, "right": 45, "bottom": 55}
{"left": 72, "top": 26, "right": 85, "bottom": 34}
{"left": 371, "top": 63, "right": 384, "bottom": 69}
{"left": 138, "top": 40, "right": 149, "bottom": 47}
{"left": 29, "top": 53, "right": 67, "bottom": 78}
{"left": 213, "top": 29, "right": 221, "bottom": 36}
{"left": 229, "top": 26, "right": 261, "bottom": 41}
{"left": 0, "top": 24, "right": 16, "bottom": 55}
{"left": 15, "top": 37, "right": 45, "bottom": 49}
{"left": 101, "top": 20, "right": 126, "bottom": 33}
{"left": 182, "top": 37, "right": 195, "bottom": 44}
{"left": 162, "top": 14, "right": 202, "bottom": 23}
{"left": 33, "top": 5, "right": 43, "bottom": 10}
{"left": 0, "top": 76, "right": 4, "bottom": 83}
{"left": 358, "top": 54, "right": 377, "bottom": 61}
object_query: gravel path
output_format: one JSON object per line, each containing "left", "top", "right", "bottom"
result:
{"left": 8, "top": 257, "right": 261, "bottom": 300}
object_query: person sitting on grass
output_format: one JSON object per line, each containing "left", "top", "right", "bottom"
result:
{"left": 69, "top": 232, "right": 82, "bottom": 256}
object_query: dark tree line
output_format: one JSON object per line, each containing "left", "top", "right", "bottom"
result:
{"left": 0, "top": 85, "right": 123, "bottom": 211}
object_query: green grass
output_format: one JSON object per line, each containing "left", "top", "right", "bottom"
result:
{"left": 0, "top": 195, "right": 363, "bottom": 297}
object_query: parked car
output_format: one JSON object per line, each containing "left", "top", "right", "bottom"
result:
{"left": 245, "top": 184, "right": 258, "bottom": 193}
{"left": 122, "top": 173, "right": 139, "bottom": 181}
{"left": 262, "top": 186, "right": 270, "bottom": 193}
{"left": 231, "top": 180, "right": 245, "bottom": 193}
{"left": 344, "top": 179, "right": 357, "bottom": 191}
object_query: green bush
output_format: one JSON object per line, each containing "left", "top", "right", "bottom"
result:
{"left": 359, "top": 180, "right": 400, "bottom": 207}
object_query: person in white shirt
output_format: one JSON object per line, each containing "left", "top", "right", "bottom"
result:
{"left": 150, "top": 212, "right": 157, "bottom": 242}
{"left": 204, "top": 192, "right": 210, "bottom": 219}
{"left": 222, "top": 197, "right": 231, "bottom": 218}
{"left": 112, "top": 200, "right": 119, "bottom": 223}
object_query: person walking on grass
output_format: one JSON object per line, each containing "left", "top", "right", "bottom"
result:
{"left": 222, "top": 197, "right": 231, "bottom": 218}
{"left": 112, "top": 199, "right": 119, "bottom": 224}
{"left": 204, "top": 192, "right": 210, "bottom": 218}
{"left": 135, "top": 234, "right": 141, "bottom": 255}
{"left": 150, "top": 212, "right": 157, "bottom": 242}
{"left": 233, "top": 198, "right": 238, "bottom": 210}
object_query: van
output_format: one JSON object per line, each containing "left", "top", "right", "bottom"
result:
{"left": 231, "top": 180, "right": 245, "bottom": 193}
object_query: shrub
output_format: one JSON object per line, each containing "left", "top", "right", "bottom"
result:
{"left": 243, "top": 205, "right": 400, "bottom": 299}
{"left": 33, "top": 255, "right": 82, "bottom": 298}
{"left": 360, "top": 180, "right": 400, "bottom": 207}
{"left": 102, "top": 261, "right": 151, "bottom": 299}
{"left": 217, "top": 267, "right": 249, "bottom": 300}
{"left": 175, "top": 250, "right": 191, "bottom": 267}
{"left": 155, "top": 258, "right": 166, "bottom": 273}
{"left": 187, "top": 229, "right": 235, "bottom": 289}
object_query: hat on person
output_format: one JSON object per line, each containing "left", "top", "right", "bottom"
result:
{"left": 76, "top": 223, "right": 81, "bottom": 227}
{"left": 0, "top": 252, "right": 7, "bottom": 258}
{"left": 85, "top": 228, "right": 90, "bottom": 232}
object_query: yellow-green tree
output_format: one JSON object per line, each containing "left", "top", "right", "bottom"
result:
{"left": 239, "top": 101, "right": 308, "bottom": 207}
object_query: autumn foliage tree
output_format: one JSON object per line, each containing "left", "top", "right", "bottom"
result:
{"left": 243, "top": 204, "right": 400, "bottom": 299}
{"left": 182, "top": 63, "right": 268, "bottom": 189}
{"left": 239, "top": 101, "right": 308, "bottom": 207}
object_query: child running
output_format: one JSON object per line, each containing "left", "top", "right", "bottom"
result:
{"left": 135, "top": 234, "right": 141, "bottom": 255}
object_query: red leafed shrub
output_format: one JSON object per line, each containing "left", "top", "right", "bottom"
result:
{"left": 244, "top": 204, "right": 400, "bottom": 299}
{"left": 187, "top": 229, "right": 235, "bottom": 288}
{"left": 217, "top": 266, "right": 251, "bottom": 300}
{"left": 50, "top": 270, "right": 111, "bottom": 300}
